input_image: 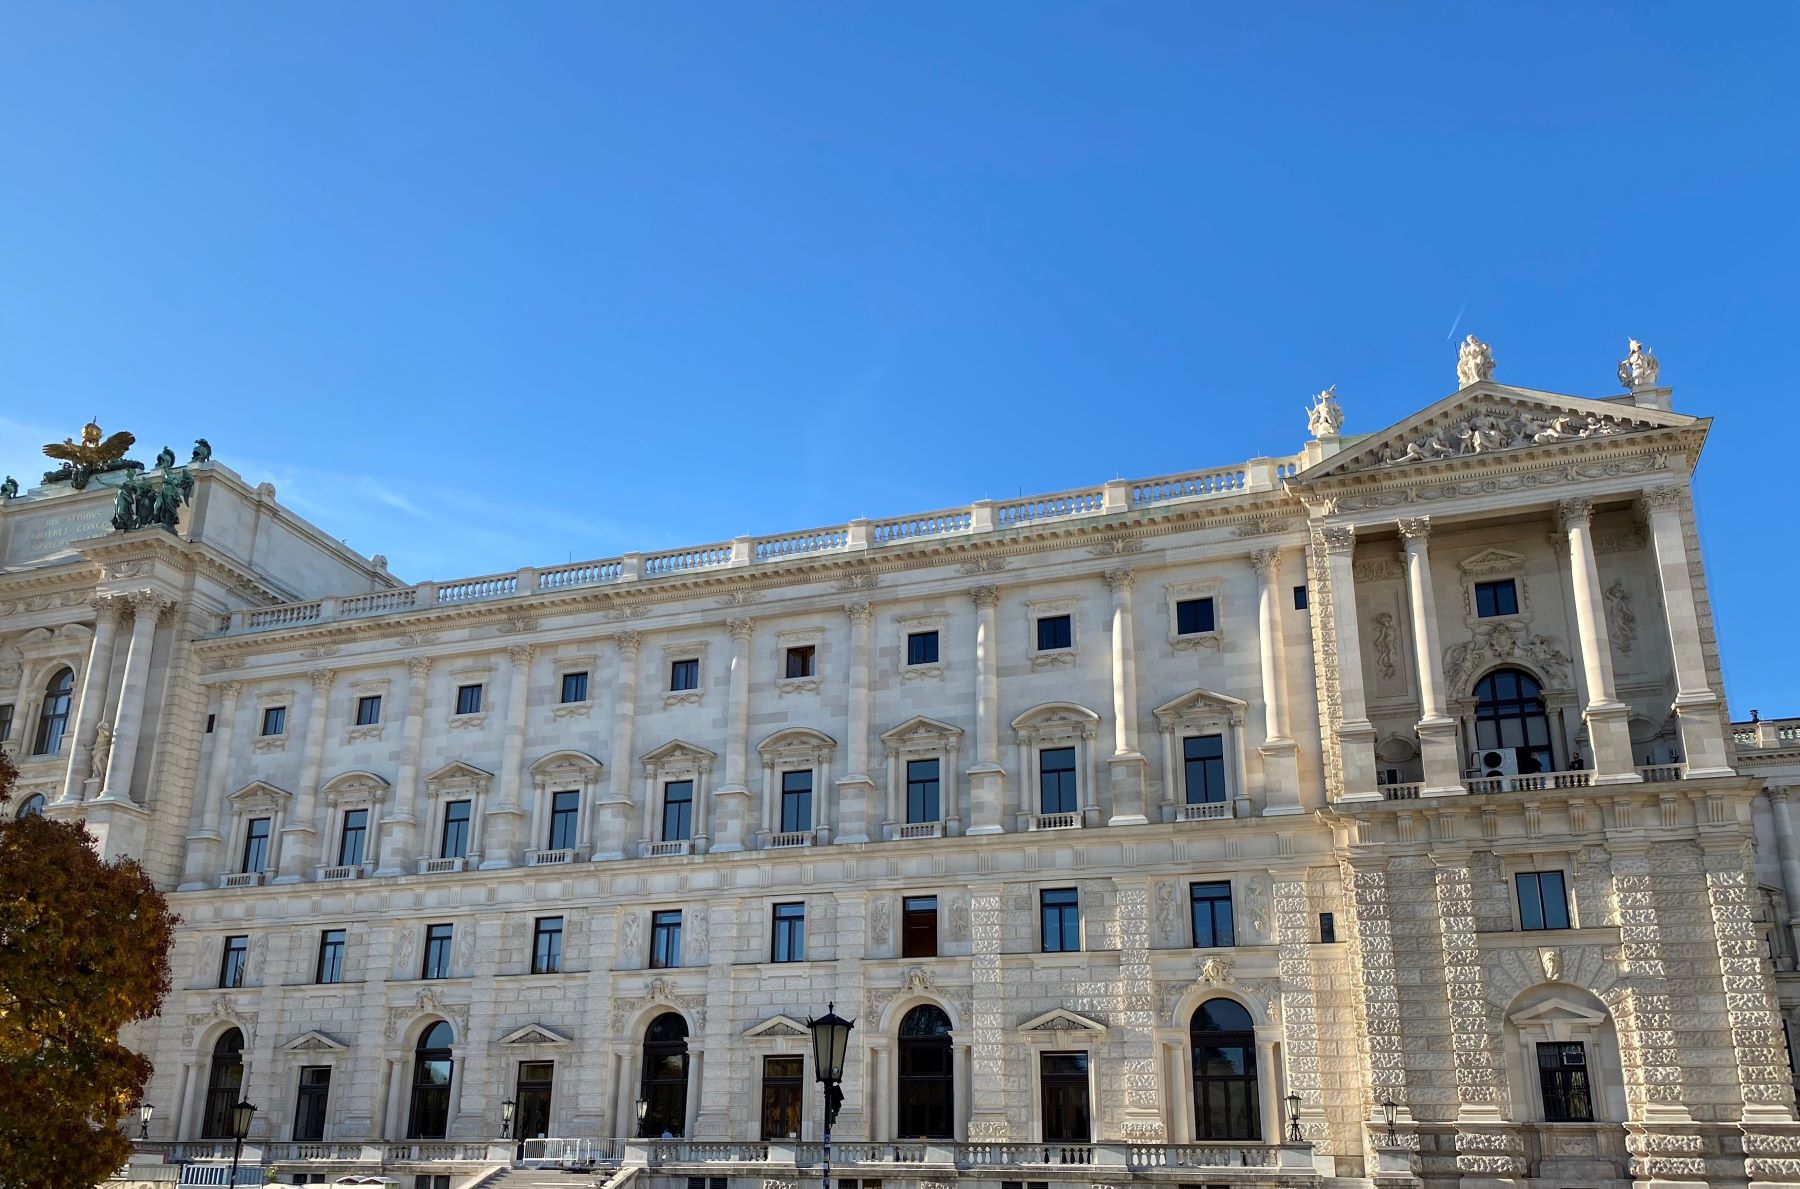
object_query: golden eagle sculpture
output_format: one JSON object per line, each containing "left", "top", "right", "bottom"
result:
{"left": 42, "top": 419, "right": 140, "bottom": 489}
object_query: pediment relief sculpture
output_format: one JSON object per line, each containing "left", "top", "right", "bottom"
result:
{"left": 1380, "top": 406, "right": 1645, "bottom": 468}
{"left": 745, "top": 1014, "right": 811, "bottom": 1039}
{"left": 1444, "top": 622, "right": 1572, "bottom": 689}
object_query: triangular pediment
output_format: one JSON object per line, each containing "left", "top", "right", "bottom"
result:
{"left": 424, "top": 760, "right": 492, "bottom": 788}
{"left": 1295, "top": 382, "right": 1701, "bottom": 484}
{"left": 744, "top": 1014, "right": 812, "bottom": 1039}
{"left": 1017, "top": 1008, "right": 1107, "bottom": 1035}
{"left": 1153, "top": 688, "right": 1248, "bottom": 726}
{"left": 1458, "top": 548, "right": 1527, "bottom": 576}
{"left": 497, "top": 1023, "right": 572, "bottom": 1046}
{"left": 880, "top": 715, "right": 964, "bottom": 746}
{"left": 282, "top": 1029, "right": 347, "bottom": 1052}
{"left": 227, "top": 779, "right": 292, "bottom": 807}
{"left": 639, "top": 739, "right": 716, "bottom": 767}
{"left": 1509, "top": 996, "right": 1607, "bottom": 1026}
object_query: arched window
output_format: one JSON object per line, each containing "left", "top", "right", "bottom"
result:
{"left": 1191, "top": 998, "right": 1259, "bottom": 1140}
{"left": 407, "top": 1020, "right": 454, "bottom": 1139}
{"left": 641, "top": 1012, "right": 690, "bottom": 1137}
{"left": 14, "top": 794, "right": 46, "bottom": 820}
{"left": 200, "top": 1028, "right": 245, "bottom": 1139}
{"left": 1473, "top": 668, "right": 1553, "bottom": 774}
{"left": 897, "top": 1004, "right": 954, "bottom": 1139}
{"left": 32, "top": 669, "right": 74, "bottom": 756}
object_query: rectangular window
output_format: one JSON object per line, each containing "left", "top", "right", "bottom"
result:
{"left": 772, "top": 902, "right": 806, "bottom": 962}
{"left": 316, "top": 929, "right": 346, "bottom": 984}
{"left": 205, "top": 712, "right": 215, "bottom": 734}
{"left": 547, "top": 790, "right": 579, "bottom": 851}
{"left": 293, "top": 1066, "right": 331, "bottom": 1142}
{"left": 1537, "top": 1042, "right": 1594, "bottom": 1121}
{"left": 1041, "top": 888, "right": 1080, "bottom": 953}
{"left": 1190, "top": 881, "right": 1235, "bottom": 948}
{"left": 338, "top": 808, "right": 369, "bottom": 867}
{"left": 902, "top": 896, "right": 939, "bottom": 958}
{"left": 780, "top": 770, "right": 813, "bottom": 834}
{"left": 785, "top": 646, "right": 816, "bottom": 679}
{"left": 1318, "top": 912, "right": 1336, "bottom": 944}
{"left": 261, "top": 705, "right": 286, "bottom": 736}
{"left": 662, "top": 780, "right": 694, "bottom": 842}
{"left": 455, "top": 684, "right": 483, "bottom": 715}
{"left": 1293, "top": 585, "right": 1308, "bottom": 610}
{"left": 0, "top": 703, "right": 13, "bottom": 743}
{"left": 1040, "top": 1051, "right": 1091, "bottom": 1143}
{"left": 1036, "top": 614, "right": 1073, "bottom": 651}
{"left": 1039, "top": 746, "right": 1078, "bottom": 815}
{"left": 1183, "top": 735, "right": 1227, "bottom": 804}
{"left": 422, "top": 924, "right": 453, "bottom": 979}
{"left": 1176, "top": 597, "right": 1216, "bottom": 636}
{"left": 560, "top": 671, "right": 588, "bottom": 704}
{"left": 441, "top": 800, "right": 472, "bottom": 859}
{"left": 669, "top": 658, "right": 699, "bottom": 691}
{"left": 649, "top": 910, "right": 682, "bottom": 969}
{"left": 906, "top": 758, "right": 941, "bottom": 824}
{"left": 1516, "top": 871, "right": 1571, "bottom": 931}
{"left": 761, "top": 1055, "right": 803, "bottom": 1140}
{"left": 355, "top": 695, "right": 382, "bottom": 726}
{"left": 220, "top": 935, "right": 249, "bottom": 988}
{"left": 906, "top": 630, "right": 939, "bottom": 666}
{"left": 532, "top": 916, "right": 564, "bottom": 974}
{"left": 1475, "top": 579, "right": 1519, "bottom": 618}
{"left": 242, "top": 817, "right": 272, "bottom": 873}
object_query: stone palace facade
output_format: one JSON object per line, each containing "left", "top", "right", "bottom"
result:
{"left": 5, "top": 340, "right": 1799, "bottom": 1189}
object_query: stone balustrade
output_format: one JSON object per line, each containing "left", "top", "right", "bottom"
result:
{"left": 210, "top": 455, "right": 1302, "bottom": 637}
{"left": 1734, "top": 718, "right": 1800, "bottom": 750}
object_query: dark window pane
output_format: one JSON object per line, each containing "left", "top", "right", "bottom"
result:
{"left": 1041, "top": 888, "right": 1080, "bottom": 953}
{"left": 906, "top": 759, "right": 941, "bottom": 823}
{"left": 650, "top": 911, "right": 683, "bottom": 969}
{"left": 1476, "top": 579, "right": 1519, "bottom": 619}
{"left": 762, "top": 1056, "right": 804, "bottom": 1139}
{"left": 532, "top": 917, "right": 564, "bottom": 974}
{"left": 423, "top": 924, "right": 453, "bottom": 979}
{"left": 906, "top": 631, "right": 939, "bottom": 666}
{"left": 1537, "top": 1042, "right": 1593, "bottom": 1121}
{"left": 294, "top": 1065, "right": 331, "bottom": 1142}
{"left": 1036, "top": 614, "right": 1072, "bottom": 651}
{"left": 548, "top": 790, "right": 580, "bottom": 850}
{"left": 780, "top": 770, "right": 813, "bottom": 834}
{"left": 897, "top": 1006, "right": 953, "bottom": 1137}
{"left": 317, "top": 929, "right": 346, "bottom": 984}
{"left": 455, "top": 684, "right": 483, "bottom": 715}
{"left": 1041, "top": 1052, "right": 1091, "bottom": 1143}
{"left": 663, "top": 781, "right": 694, "bottom": 842}
{"left": 1292, "top": 585, "right": 1308, "bottom": 610}
{"left": 220, "top": 935, "right": 249, "bottom": 988}
{"left": 441, "top": 800, "right": 471, "bottom": 859}
{"left": 561, "top": 671, "right": 588, "bottom": 704}
{"left": 902, "top": 896, "right": 938, "bottom": 958}
{"left": 785, "top": 646, "right": 815, "bottom": 679}
{"left": 339, "top": 809, "right": 368, "bottom": 867}
{"left": 1472, "top": 667, "right": 1552, "bottom": 774}
{"left": 641, "top": 1013, "right": 690, "bottom": 1136}
{"left": 772, "top": 902, "right": 806, "bottom": 962}
{"left": 1176, "top": 598, "right": 1216, "bottom": 636}
{"left": 356, "top": 695, "right": 382, "bottom": 726}
{"left": 1192, "top": 999, "right": 1260, "bottom": 1141}
{"left": 1183, "top": 735, "right": 1227, "bottom": 804}
{"left": 242, "top": 818, "right": 272, "bottom": 873}
{"left": 261, "top": 706, "right": 286, "bottom": 736}
{"left": 670, "top": 659, "right": 699, "bottom": 691}
{"left": 1039, "top": 747, "right": 1078, "bottom": 815}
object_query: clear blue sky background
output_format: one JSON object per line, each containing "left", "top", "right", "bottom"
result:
{"left": 1, "top": 3, "right": 1794, "bottom": 711}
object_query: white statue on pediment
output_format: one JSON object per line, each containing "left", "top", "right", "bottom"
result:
{"left": 1456, "top": 334, "right": 1496, "bottom": 387}
{"left": 1306, "top": 385, "right": 1344, "bottom": 438}
{"left": 1618, "top": 339, "right": 1660, "bottom": 389}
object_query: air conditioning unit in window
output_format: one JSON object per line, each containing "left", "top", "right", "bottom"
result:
{"left": 1562, "top": 1047, "right": 1586, "bottom": 1066}
{"left": 1469, "top": 749, "right": 1518, "bottom": 778}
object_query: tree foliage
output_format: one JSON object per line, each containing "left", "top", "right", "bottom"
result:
{"left": 0, "top": 749, "right": 177, "bottom": 1188}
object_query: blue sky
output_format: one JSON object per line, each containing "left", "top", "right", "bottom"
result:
{"left": 1, "top": 2, "right": 1794, "bottom": 711}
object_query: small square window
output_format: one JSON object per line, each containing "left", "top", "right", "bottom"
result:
{"left": 906, "top": 631, "right": 939, "bottom": 666}
{"left": 261, "top": 706, "right": 286, "bottom": 736}
{"left": 785, "top": 646, "right": 816, "bottom": 679}
{"left": 1175, "top": 598, "right": 1216, "bottom": 636}
{"left": 1036, "top": 614, "right": 1073, "bottom": 652}
{"left": 355, "top": 695, "right": 382, "bottom": 726}
{"left": 670, "top": 658, "right": 700, "bottom": 692}
{"left": 1293, "top": 585, "right": 1308, "bottom": 610}
{"left": 1475, "top": 579, "right": 1519, "bottom": 618}
{"left": 455, "top": 684, "right": 483, "bottom": 715}
{"left": 1516, "top": 871, "right": 1570, "bottom": 931}
{"left": 560, "top": 671, "right": 588, "bottom": 704}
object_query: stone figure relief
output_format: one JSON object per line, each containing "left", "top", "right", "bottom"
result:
{"left": 1307, "top": 385, "right": 1344, "bottom": 438}
{"left": 394, "top": 924, "right": 416, "bottom": 976}
{"left": 1444, "top": 622, "right": 1572, "bottom": 689}
{"left": 1198, "top": 954, "right": 1234, "bottom": 986}
{"left": 88, "top": 721, "right": 113, "bottom": 782}
{"left": 1618, "top": 339, "right": 1660, "bottom": 389}
{"left": 870, "top": 898, "right": 891, "bottom": 947}
{"left": 687, "top": 907, "right": 708, "bottom": 962}
{"left": 1456, "top": 334, "right": 1496, "bottom": 387}
{"left": 1243, "top": 876, "right": 1270, "bottom": 939}
{"left": 1381, "top": 406, "right": 1633, "bottom": 467}
{"left": 620, "top": 910, "right": 642, "bottom": 958}
{"left": 248, "top": 935, "right": 267, "bottom": 984}
{"left": 947, "top": 895, "right": 969, "bottom": 943}
{"left": 1154, "top": 881, "right": 1178, "bottom": 945}
{"left": 1371, "top": 612, "right": 1398, "bottom": 680}
{"left": 1605, "top": 578, "right": 1638, "bottom": 654}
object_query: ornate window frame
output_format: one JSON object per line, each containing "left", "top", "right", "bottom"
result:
{"left": 1496, "top": 850, "right": 1579, "bottom": 931}
{"left": 552, "top": 654, "right": 597, "bottom": 720}
{"left": 253, "top": 688, "right": 294, "bottom": 753}
{"left": 775, "top": 628, "right": 825, "bottom": 696}
{"left": 11, "top": 623, "right": 90, "bottom": 766}
{"left": 318, "top": 771, "right": 388, "bottom": 879}
{"left": 663, "top": 642, "right": 708, "bottom": 707}
{"left": 1458, "top": 548, "right": 1531, "bottom": 629}
{"left": 896, "top": 612, "right": 947, "bottom": 681}
{"left": 1152, "top": 689, "right": 1250, "bottom": 821}
{"left": 756, "top": 727, "right": 836, "bottom": 846}
{"left": 223, "top": 779, "right": 293, "bottom": 885}
{"left": 1504, "top": 990, "right": 1625, "bottom": 1124}
{"left": 419, "top": 761, "right": 493, "bottom": 873}
{"left": 1011, "top": 702, "right": 1101, "bottom": 830}
{"left": 880, "top": 716, "right": 964, "bottom": 839}
{"left": 639, "top": 739, "right": 716, "bottom": 856}
{"left": 1025, "top": 597, "right": 1081, "bottom": 669}
{"left": 526, "top": 750, "right": 603, "bottom": 863}
{"left": 448, "top": 667, "right": 491, "bottom": 730}
{"left": 347, "top": 678, "right": 389, "bottom": 743}
{"left": 1164, "top": 580, "right": 1224, "bottom": 652}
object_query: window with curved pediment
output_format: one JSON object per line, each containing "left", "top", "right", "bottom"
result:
{"left": 31, "top": 667, "right": 73, "bottom": 756}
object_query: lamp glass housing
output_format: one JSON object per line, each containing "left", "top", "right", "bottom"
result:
{"left": 1382, "top": 1097, "right": 1398, "bottom": 1128}
{"left": 502, "top": 1099, "right": 516, "bottom": 1123}
{"left": 139, "top": 1103, "right": 154, "bottom": 1124}
{"left": 636, "top": 1097, "right": 649, "bottom": 1121}
{"left": 807, "top": 1004, "right": 855, "bottom": 1084}
{"left": 229, "top": 1100, "right": 257, "bottom": 1140}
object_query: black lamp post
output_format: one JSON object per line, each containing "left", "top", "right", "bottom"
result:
{"left": 1285, "top": 1092, "right": 1302, "bottom": 1144}
{"left": 501, "top": 1098, "right": 516, "bottom": 1139}
{"left": 807, "top": 1003, "right": 855, "bottom": 1189}
{"left": 636, "top": 1096, "right": 649, "bottom": 1138}
{"left": 138, "top": 1102, "right": 154, "bottom": 1141}
{"left": 227, "top": 1100, "right": 256, "bottom": 1186}
{"left": 1381, "top": 1096, "right": 1399, "bottom": 1145}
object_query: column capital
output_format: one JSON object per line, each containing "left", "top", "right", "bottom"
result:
{"left": 220, "top": 680, "right": 244, "bottom": 703}
{"left": 1248, "top": 549, "right": 1280, "bottom": 578}
{"left": 1321, "top": 525, "right": 1357, "bottom": 554}
{"left": 90, "top": 592, "right": 129, "bottom": 620}
{"left": 843, "top": 601, "right": 872, "bottom": 625}
{"left": 726, "top": 616, "right": 756, "bottom": 641}
{"left": 1396, "top": 516, "right": 1431, "bottom": 542}
{"left": 405, "top": 656, "right": 433, "bottom": 678}
{"left": 308, "top": 668, "right": 336, "bottom": 691}
{"left": 614, "top": 630, "right": 642, "bottom": 655}
{"left": 1641, "top": 484, "right": 1684, "bottom": 513}
{"left": 970, "top": 585, "right": 1001, "bottom": 609}
{"left": 507, "top": 643, "right": 535, "bottom": 665}
{"left": 1771, "top": 785, "right": 1791, "bottom": 804}
{"left": 1556, "top": 497, "right": 1594, "bottom": 532}
{"left": 125, "top": 589, "right": 177, "bottom": 621}
{"left": 1103, "top": 567, "right": 1136, "bottom": 591}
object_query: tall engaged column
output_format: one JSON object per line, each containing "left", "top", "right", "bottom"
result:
{"left": 835, "top": 602, "right": 877, "bottom": 843}
{"left": 1104, "top": 568, "right": 1149, "bottom": 825}
{"left": 710, "top": 617, "right": 755, "bottom": 852}
{"left": 1642, "top": 486, "right": 1732, "bottom": 776}
{"left": 99, "top": 591, "right": 171, "bottom": 803}
{"left": 61, "top": 593, "right": 124, "bottom": 803}
{"left": 1250, "top": 549, "right": 1303, "bottom": 813}
{"left": 480, "top": 644, "right": 534, "bottom": 868}
{"left": 180, "top": 680, "right": 242, "bottom": 888}
{"left": 1768, "top": 788, "right": 1800, "bottom": 966}
{"left": 1397, "top": 519, "right": 1464, "bottom": 795}
{"left": 1557, "top": 498, "right": 1638, "bottom": 783}
{"left": 594, "top": 632, "right": 641, "bottom": 860}
{"left": 276, "top": 668, "right": 336, "bottom": 882}
{"left": 1322, "top": 526, "right": 1380, "bottom": 799}
{"left": 376, "top": 657, "right": 431, "bottom": 876}
{"left": 965, "top": 586, "right": 1006, "bottom": 834}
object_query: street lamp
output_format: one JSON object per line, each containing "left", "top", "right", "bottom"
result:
{"left": 807, "top": 1003, "right": 855, "bottom": 1189}
{"left": 1381, "top": 1096, "right": 1399, "bottom": 1145}
{"left": 227, "top": 1100, "right": 256, "bottom": 1186}
{"left": 501, "top": 1098, "right": 516, "bottom": 1139}
{"left": 636, "top": 1096, "right": 649, "bottom": 1138}
{"left": 1285, "top": 1092, "right": 1302, "bottom": 1144}
{"left": 138, "top": 1102, "right": 154, "bottom": 1141}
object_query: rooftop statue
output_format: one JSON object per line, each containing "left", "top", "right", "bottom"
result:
{"left": 1618, "top": 339, "right": 1660, "bottom": 389}
{"left": 1456, "top": 334, "right": 1496, "bottom": 387}
{"left": 42, "top": 419, "right": 141, "bottom": 490}
{"left": 110, "top": 457, "right": 193, "bottom": 534}
{"left": 1306, "top": 385, "right": 1344, "bottom": 438}
{"left": 0, "top": 476, "right": 16, "bottom": 500}
{"left": 191, "top": 438, "right": 213, "bottom": 464}
{"left": 154, "top": 446, "right": 176, "bottom": 471}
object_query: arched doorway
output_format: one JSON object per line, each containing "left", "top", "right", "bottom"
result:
{"left": 641, "top": 1013, "right": 689, "bottom": 1136}
{"left": 1473, "top": 668, "right": 1553, "bottom": 774}
{"left": 897, "top": 1004, "right": 953, "bottom": 1139}
{"left": 407, "top": 1020, "right": 454, "bottom": 1139}
{"left": 200, "top": 1028, "right": 245, "bottom": 1138}
{"left": 32, "top": 668, "right": 74, "bottom": 756}
{"left": 1191, "top": 998, "right": 1259, "bottom": 1140}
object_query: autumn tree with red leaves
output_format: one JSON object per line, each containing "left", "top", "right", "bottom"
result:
{"left": 0, "top": 747, "right": 177, "bottom": 1187}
